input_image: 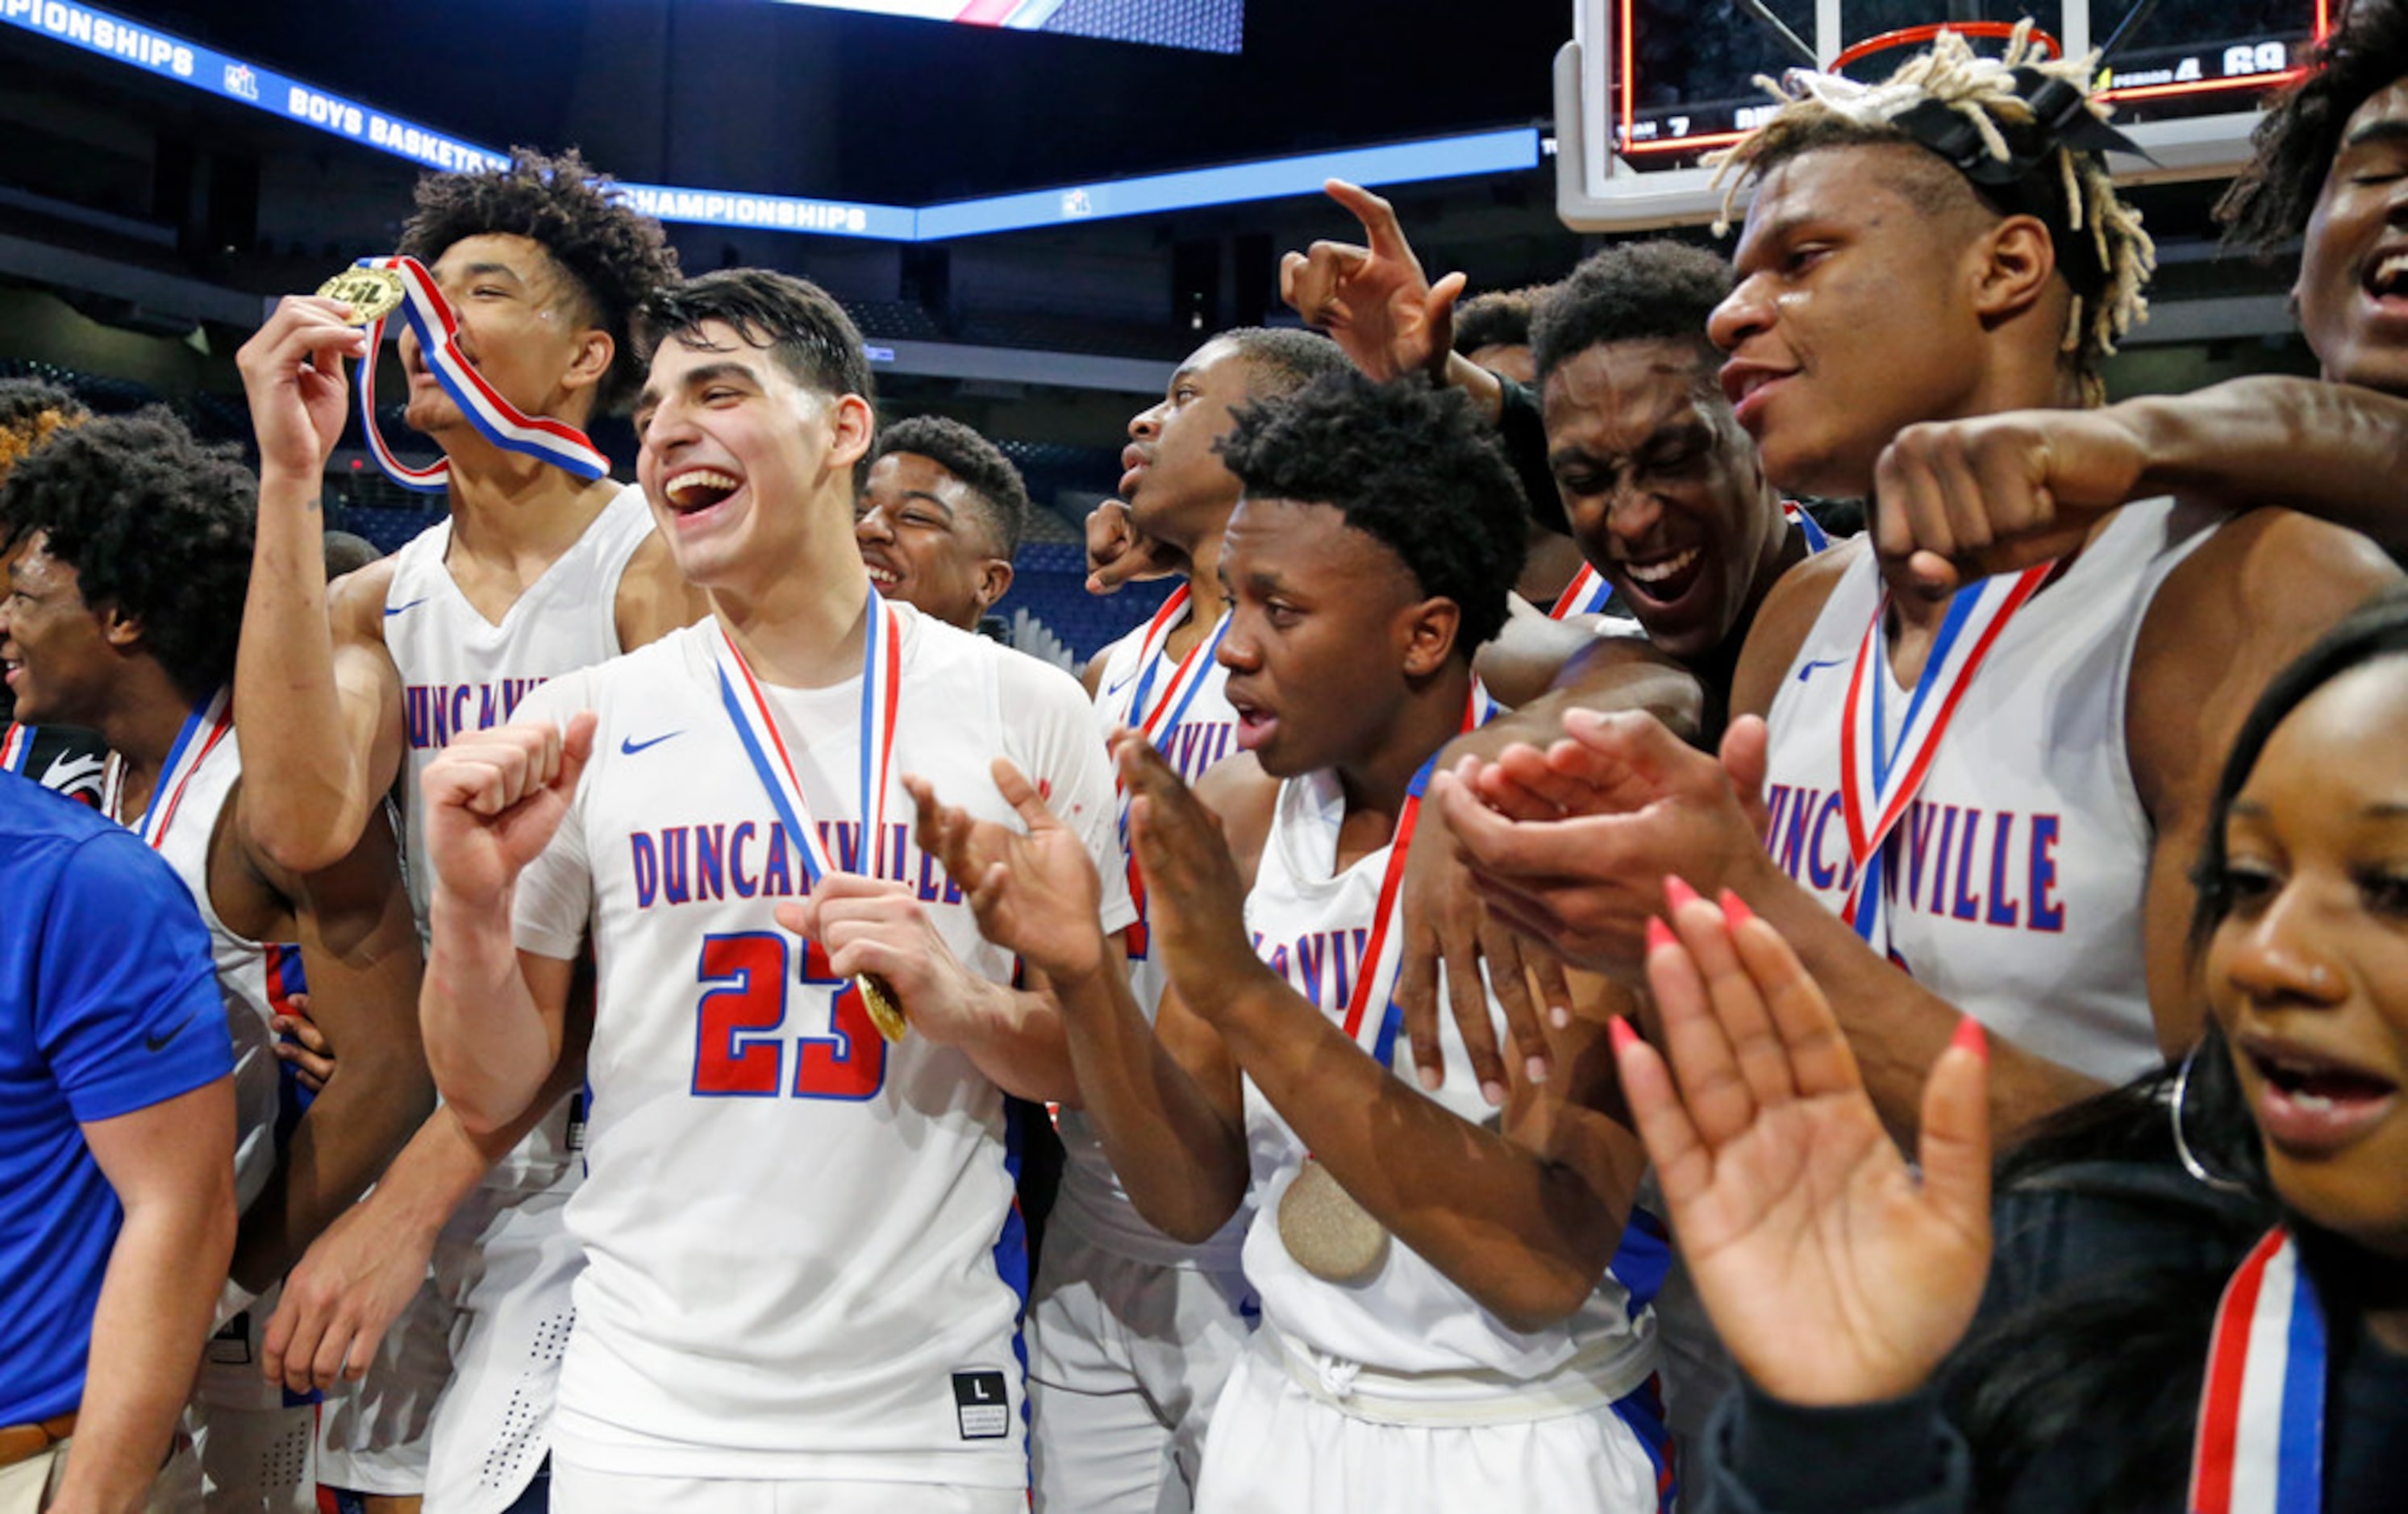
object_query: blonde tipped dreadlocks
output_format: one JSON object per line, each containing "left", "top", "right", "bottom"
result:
{"left": 1704, "top": 19, "right": 2154, "bottom": 398}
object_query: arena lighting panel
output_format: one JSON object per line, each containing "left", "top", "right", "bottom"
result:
{"left": 0, "top": 0, "right": 1533, "bottom": 243}
{"left": 756, "top": 0, "right": 1244, "bottom": 55}
{"left": 1556, "top": 0, "right": 2333, "bottom": 232}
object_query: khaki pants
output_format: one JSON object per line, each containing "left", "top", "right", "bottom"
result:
{"left": 0, "top": 1435, "right": 203, "bottom": 1514}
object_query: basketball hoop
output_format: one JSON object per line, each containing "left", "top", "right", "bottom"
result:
{"left": 1831, "top": 21, "right": 2063, "bottom": 77}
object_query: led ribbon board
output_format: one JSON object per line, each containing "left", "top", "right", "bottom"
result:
{"left": 2, "top": 0, "right": 1531, "bottom": 239}
{"left": 761, "top": 0, "right": 1244, "bottom": 56}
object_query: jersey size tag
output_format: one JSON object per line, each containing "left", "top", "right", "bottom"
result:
{"left": 951, "top": 1371, "right": 1010, "bottom": 1440}
{"left": 206, "top": 1311, "right": 253, "bottom": 1366}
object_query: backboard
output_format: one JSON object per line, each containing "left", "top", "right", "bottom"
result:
{"left": 1556, "top": 1, "right": 2333, "bottom": 231}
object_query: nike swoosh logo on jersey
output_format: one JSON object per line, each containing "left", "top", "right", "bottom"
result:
{"left": 621, "top": 730, "right": 683, "bottom": 755}
{"left": 1102, "top": 670, "right": 1139, "bottom": 697}
{"left": 384, "top": 597, "right": 431, "bottom": 617}
{"left": 1796, "top": 656, "right": 1848, "bottom": 683}
{"left": 144, "top": 1008, "right": 200, "bottom": 1053}
{"left": 40, "top": 750, "right": 105, "bottom": 796}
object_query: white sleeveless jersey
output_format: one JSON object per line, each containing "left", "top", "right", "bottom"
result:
{"left": 508, "top": 612, "right": 1133, "bottom": 1484}
{"left": 1236, "top": 768, "right": 1657, "bottom": 1391}
{"left": 1761, "top": 498, "right": 2217, "bottom": 1086}
{"left": 383, "top": 480, "right": 652, "bottom": 1190}
{"left": 1056, "top": 612, "right": 1251, "bottom": 1267}
{"left": 131, "top": 728, "right": 281, "bottom": 1216}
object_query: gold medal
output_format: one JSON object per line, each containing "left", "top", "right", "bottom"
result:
{"left": 1276, "top": 1158, "right": 1389, "bottom": 1283}
{"left": 858, "top": 972, "right": 908, "bottom": 1042}
{"left": 315, "top": 266, "right": 406, "bottom": 327}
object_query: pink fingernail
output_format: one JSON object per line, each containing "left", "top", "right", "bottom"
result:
{"left": 1664, "top": 875, "right": 1701, "bottom": 911}
{"left": 1607, "top": 1016, "right": 1639, "bottom": 1053}
{"left": 1951, "top": 1016, "right": 1989, "bottom": 1063}
{"left": 1645, "top": 916, "right": 1676, "bottom": 953}
{"left": 1720, "top": 888, "right": 1755, "bottom": 930}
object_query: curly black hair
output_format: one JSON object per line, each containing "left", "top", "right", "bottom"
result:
{"left": 0, "top": 378, "right": 90, "bottom": 489}
{"left": 0, "top": 409, "right": 254, "bottom": 702}
{"left": 1218, "top": 327, "right": 1353, "bottom": 398}
{"left": 2218, "top": 0, "right": 2408, "bottom": 255}
{"left": 1214, "top": 370, "right": 1527, "bottom": 654}
{"left": 635, "top": 268, "right": 875, "bottom": 408}
{"left": 869, "top": 415, "right": 1031, "bottom": 559}
{"left": 398, "top": 147, "right": 682, "bottom": 413}
{"left": 1452, "top": 284, "right": 1550, "bottom": 357}
{"left": 1531, "top": 242, "right": 1734, "bottom": 389}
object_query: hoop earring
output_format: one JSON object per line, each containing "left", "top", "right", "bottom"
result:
{"left": 2172, "top": 1042, "right": 2250, "bottom": 1196}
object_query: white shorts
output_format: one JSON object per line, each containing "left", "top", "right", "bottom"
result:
{"left": 188, "top": 1284, "right": 318, "bottom": 1513}
{"left": 319, "top": 1167, "right": 580, "bottom": 1500}
{"left": 1193, "top": 1328, "right": 1674, "bottom": 1514}
{"left": 1026, "top": 1221, "right": 1256, "bottom": 1514}
{"left": 548, "top": 1463, "right": 1023, "bottom": 1514}
{"left": 422, "top": 1183, "right": 582, "bottom": 1514}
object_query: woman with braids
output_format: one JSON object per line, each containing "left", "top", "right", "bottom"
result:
{"left": 1616, "top": 590, "right": 2408, "bottom": 1512}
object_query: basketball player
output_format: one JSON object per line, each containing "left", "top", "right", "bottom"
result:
{"left": 0, "top": 410, "right": 429, "bottom": 1510}
{"left": 415, "top": 267, "right": 1130, "bottom": 1514}
{"left": 0, "top": 767, "right": 233, "bottom": 1513}
{"left": 1035, "top": 327, "right": 1345, "bottom": 1514}
{"left": 855, "top": 415, "right": 1028, "bottom": 634}
{"left": 0, "top": 380, "right": 103, "bottom": 808}
{"left": 1287, "top": 214, "right": 1826, "bottom": 1104}
{"left": 1854, "top": 0, "right": 2408, "bottom": 588}
{"left": 1434, "top": 26, "right": 2402, "bottom": 1142}
{"left": 234, "top": 148, "right": 696, "bottom": 1514}
{"left": 914, "top": 371, "right": 1670, "bottom": 1513}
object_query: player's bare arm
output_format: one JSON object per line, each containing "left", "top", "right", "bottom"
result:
{"left": 1131, "top": 734, "right": 1645, "bottom": 1330}
{"left": 55, "top": 1077, "right": 237, "bottom": 1514}
{"left": 419, "top": 714, "right": 594, "bottom": 1134}
{"left": 220, "top": 792, "right": 434, "bottom": 1291}
{"left": 2126, "top": 506, "right": 2404, "bottom": 1054}
{"left": 235, "top": 297, "right": 412, "bottom": 875}
{"left": 261, "top": 1026, "right": 589, "bottom": 1395}
{"left": 1876, "top": 378, "right": 2408, "bottom": 593}
{"left": 910, "top": 749, "right": 1252, "bottom": 1243}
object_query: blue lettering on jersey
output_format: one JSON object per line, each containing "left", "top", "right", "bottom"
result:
{"left": 628, "top": 821, "right": 964, "bottom": 909}
{"left": 1248, "top": 925, "right": 1373, "bottom": 1011}
{"left": 404, "top": 677, "right": 549, "bottom": 750}
{"left": 1764, "top": 785, "right": 2068, "bottom": 939}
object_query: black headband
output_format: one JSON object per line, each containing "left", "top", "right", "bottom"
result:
{"left": 1885, "top": 68, "right": 2148, "bottom": 302}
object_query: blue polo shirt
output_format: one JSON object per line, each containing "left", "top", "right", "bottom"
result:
{"left": 0, "top": 770, "right": 231, "bottom": 1423}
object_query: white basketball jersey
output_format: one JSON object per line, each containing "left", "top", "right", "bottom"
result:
{"left": 509, "top": 612, "right": 1133, "bottom": 1484}
{"left": 129, "top": 725, "right": 281, "bottom": 1217}
{"left": 383, "top": 481, "right": 652, "bottom": 1190}
{"left": 1236, "top": 768, "right": 1656, "bottom": 1391}
{"left": 1761, "top": 498, "right": 2217, "bottom": 1085}
{"left": 1056, "top": 611, "right": 1250, "bottom": 1267}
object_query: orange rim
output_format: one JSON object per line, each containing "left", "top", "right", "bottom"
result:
{"left": 1831, "top": 21, "right": 2062, "bottom": 74}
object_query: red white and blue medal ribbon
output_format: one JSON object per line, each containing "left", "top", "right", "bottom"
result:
{"left": 1114, "top": 586, "right": 1231, "bottom": 959}
{"left": 104, "top": 687, "right": 235, "bottom": 849}
{"left": 0, "top": 722, "right": 30, "bottom": 774}
{"left": 1547, "top": 503, "right": 1829, "bottom": 622}
{"left": 349, "top": 256, "right": 610, "bottom": 494}
{"left": 1549, "top": 563, "right": 1614, "bottom": 621}
{"left": 2189, "top": 1227, "right": 2327, "bottom": 1514}
{"left": 1835, "top": 564, "right": 2052, "bottom": 955}
{"left": 1341, "top": 681, "right": 1498, "bottom": 1072}
{"left": 710, "top": 592, "right": 904, "bottom": 888}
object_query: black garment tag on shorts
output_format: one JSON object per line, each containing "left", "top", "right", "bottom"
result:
{"left": 206, "top": 1310, "right": 252, "bottom": 1366}
{"left": 951, "top": 1371, "right": 1009, "bottom": 1440}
